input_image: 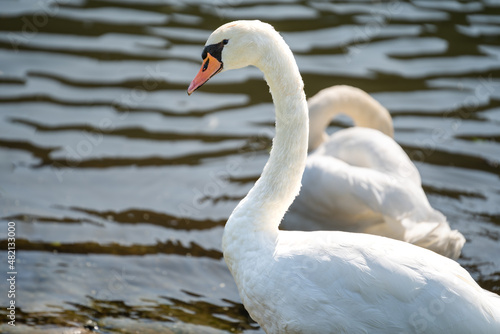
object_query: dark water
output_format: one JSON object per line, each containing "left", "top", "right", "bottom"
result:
{"left": 0, "top": 0, "right": 499, "bottom": 333}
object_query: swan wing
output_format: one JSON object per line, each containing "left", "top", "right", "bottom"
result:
{"left": 318, "top": 127, "right": 421, "bottom": 186}
{"left": 285, "top": 153, "right": 465, "bottom": 258}
{"left": 289, "top": 153, "right": 427, "bottom": 229}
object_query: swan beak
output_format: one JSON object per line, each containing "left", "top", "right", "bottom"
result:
{"left": 187, "top": 53, "right": 223, "bottom": 95}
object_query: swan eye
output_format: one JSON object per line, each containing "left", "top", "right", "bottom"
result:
{"left": 201, "top": 40, "right": 226, "bottom": 62}
{"left": 202, "top": 58, "right": 209, "bottom": 72}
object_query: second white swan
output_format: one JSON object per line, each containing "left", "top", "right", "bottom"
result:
{"left": 282, "top": 85, "right": 465, "bottom": 259}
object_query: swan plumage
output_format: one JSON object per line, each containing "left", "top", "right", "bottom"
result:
{"left": 282, "top": 85, "right": 465, "bottom": 259}
{"left": 188, "top": 20, "right": 500, "bottom": 334}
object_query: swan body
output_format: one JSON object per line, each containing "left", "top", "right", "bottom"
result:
{"left": 283, "top": 86, "right": 465, "bottom": 259}
{"left": 188, "top": 20, "right": 500, "bottom": 334}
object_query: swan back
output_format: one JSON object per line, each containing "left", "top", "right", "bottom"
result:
{"left": 315, "top": 127, "right": 420, "bottom": 184}
{"left": 308, "top": 85, "right": 394, "bottom": 151}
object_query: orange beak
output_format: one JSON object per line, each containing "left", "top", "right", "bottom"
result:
{"left": 187, "top": 53, "right": 223, "bottom": 95}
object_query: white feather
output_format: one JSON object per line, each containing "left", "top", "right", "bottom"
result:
{"left": 190, "top": 20, "right": 500, "bottom": 334}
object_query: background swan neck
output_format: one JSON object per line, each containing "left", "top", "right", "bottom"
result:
{"left": 308, "top": 85, "right": 394, "bottom": 151}
{"left": 225, "top": 37, "right": 308, "bottom": 236}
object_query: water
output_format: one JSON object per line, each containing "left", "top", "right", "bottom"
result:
{"left": 0, "top": 0, "right": 499, "bottom": 333}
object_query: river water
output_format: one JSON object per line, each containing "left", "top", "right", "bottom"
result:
{"left": 0, "top": 0, "right": 499, "bottom": 333}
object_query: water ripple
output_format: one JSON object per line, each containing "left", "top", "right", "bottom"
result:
{"left": 1, "top": 0, "right": 499, "bottom": 332}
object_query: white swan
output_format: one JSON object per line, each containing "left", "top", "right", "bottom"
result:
{"left": 282, "top": 85, "right": 466, "bottom": 259}
{"left": 188, "top": 20, "right": 500, "bottom": 334}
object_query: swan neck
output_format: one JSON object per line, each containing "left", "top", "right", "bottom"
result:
{"left": 308, "top": 86, "right": 394, "bottom": 151}
{"left": 225, "top": 40, "right": 308, "bottom": 236}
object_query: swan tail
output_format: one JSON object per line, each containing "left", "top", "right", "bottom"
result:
{"left": 401, "top": 218, "right": 466, "bottom": 260}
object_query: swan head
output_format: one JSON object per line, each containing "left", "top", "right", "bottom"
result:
{"left": 187, "top": 20, "right": 277, "bottom": 95}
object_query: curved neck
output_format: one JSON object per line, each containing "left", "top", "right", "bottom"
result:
{"left": 308, "top": 85, "right": 394, "bottom": 151}
{"left": 225, "top": 38, "right": 308, "bottom": 237}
